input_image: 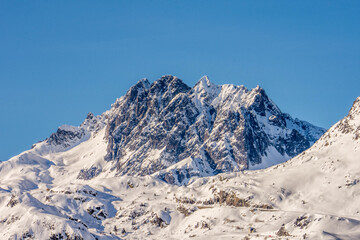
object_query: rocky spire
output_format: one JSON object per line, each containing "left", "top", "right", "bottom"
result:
{"left": 192, "top": 76, "right": 221, "bottom": 109}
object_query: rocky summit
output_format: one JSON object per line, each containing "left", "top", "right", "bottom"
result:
{"left": 38, "top": 75, "right": 324, "bottom": 185}
{"left": 3, "top": 76, "right": 360, "bottom": 240}
{"left": 102, "top": 75, "right": 324, "bottom": 184}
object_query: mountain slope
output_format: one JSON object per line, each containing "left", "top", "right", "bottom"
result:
{"left": 102, "top": 75, "right": 324, "bottom": 184}
{"left": 2, "top": 76, "right": 346, "bottom": 240}
{"left": 0, "top": 95, "right": 358, "bottom": 239}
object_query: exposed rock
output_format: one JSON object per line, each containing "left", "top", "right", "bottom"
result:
{"left": 47, "top": 126, "right": 85, "bottom": 148}
{"left": 77, "top": 167, "right": 101, "bottom": 180}
{"left": 6, "top": 195, "right": 18, "bottom": 208}
{"left": 150, "top": 211, "right": 170, "bottom": 228}
{"left": 294, "top": 215, "right": 310, "bottom": 229}
{"left": 276, "top": 224, "right": 290, "bottom": 237}
{"left": 103, "top": 75, "right": 325, "bottom": 184}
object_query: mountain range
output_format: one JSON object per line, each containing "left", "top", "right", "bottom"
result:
{"left": 0, "top": 76, "right": 358, "bottom": 239}
{"left": 34, "top": 75, "right": 324, "bottom": 185}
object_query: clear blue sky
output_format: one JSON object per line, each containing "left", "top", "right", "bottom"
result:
{"left": 0, "top": 1, "right": 359, "bottom": 161}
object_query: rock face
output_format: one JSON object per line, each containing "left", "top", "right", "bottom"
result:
{"left": 47, "top": 125, "right": 86, "bottom": 148}
{"left": 104, "top": 75, "right": 325, "bottom": 184}
{"left": 0, "top": 93, "right": 358, "bottom": 239}
{"left": 316, "top": 96, "right": 360, "bottom": 146}
{"left": 38, "top": 112, "right": 104, "bottom": 153}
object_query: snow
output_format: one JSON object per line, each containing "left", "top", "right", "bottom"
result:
{"left": 58, "top": 125, "right": 79, "bottom": 132}
{"left": 1, "top": 106, "right": 358, "bottom": 239}
{"left": 249, "top": 146, "right": 290, "bottom": 170}
{"left": 191, "top": 75, "right": 221, "bottom": 110}
{"left": 0, "top": 77, "right": 357, "bottom": 239}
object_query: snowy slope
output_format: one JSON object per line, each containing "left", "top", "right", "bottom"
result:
{"left": 0, "top": 96, "right": 359, "bottom": 239}
{"left": 3, "top": 76, "right": 351, "bottom": 240}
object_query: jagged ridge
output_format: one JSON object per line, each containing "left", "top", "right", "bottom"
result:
{"left": 2, "top": 79, "right": 359, "bottom": 239}
{"left": 103, "top": 75, "right": 325, "bottom": 184}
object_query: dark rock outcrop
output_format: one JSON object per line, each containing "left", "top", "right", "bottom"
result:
{"left": 103, "top": 75, "right": 325, "bottom": 184}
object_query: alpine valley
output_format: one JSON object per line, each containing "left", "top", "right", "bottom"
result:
{"left": 1, "top": 76, "right": 359, "bottom": 239}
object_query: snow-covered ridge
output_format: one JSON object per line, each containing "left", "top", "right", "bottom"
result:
{"left": 103, "top": 75, "right": 325, "bottom": 183}
{"left": 30, "top": 112, "right": 105, "bottom": 156}
{"left": 3, "top": 75, "right": 325, "bottom": 186}
{"left": 309, "top": 96, "right": 360, "bottom": 151}
{"left": 0, "top": 93, "right": 359, "bottom": 239}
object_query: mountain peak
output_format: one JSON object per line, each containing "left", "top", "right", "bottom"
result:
{"left": 195, "top": 75, "right": 216, "bottom": 89}
{"left": 86, "top": 112, "right": 94, "bottom": 120}
{"left": 252, "top": 85, "right": 266, "bottom": 95}
{"left": 248, "top": 85, "right": 270, "bottom": 105}
{"left": 192, "top": 76, "right": 220, "bottom": 108}
{"left": 123, "top": 78, "right": 150, "bottom": 103}
{"left": 159, "top": 75, "right": 179, "bottom": 83}
{"left": 136, "top": 78, "right": 151, "bottom": 88}
{"left": 194, "top": 75, "right": 219, "bottom": 91}
{"left": 348, "top": 96, "right": 360, "bottom": 118}
{"left": 128, "top": 78, "right": 150, "bottom": 92}
{"left": 0, "top": 75, "right": 356, "bottom": 240}
{"left": 18, "top": 75, "right": 326, "bottom": 183}
{"left": 150, "top": 75, "right": 191, "bottom": 97}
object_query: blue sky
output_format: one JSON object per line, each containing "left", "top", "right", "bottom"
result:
{"left": 0, "top": 1, "right": 359, "bottom": 161}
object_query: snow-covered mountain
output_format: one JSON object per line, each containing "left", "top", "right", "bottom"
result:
{"left": 5, "top": 76, "right": 358, "bottom": 240}
{"left": 23, "top": 75, "right": 325, "bottom": 185}
{"left": 41, "top": 75, "right": 321, "bottom": 185}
